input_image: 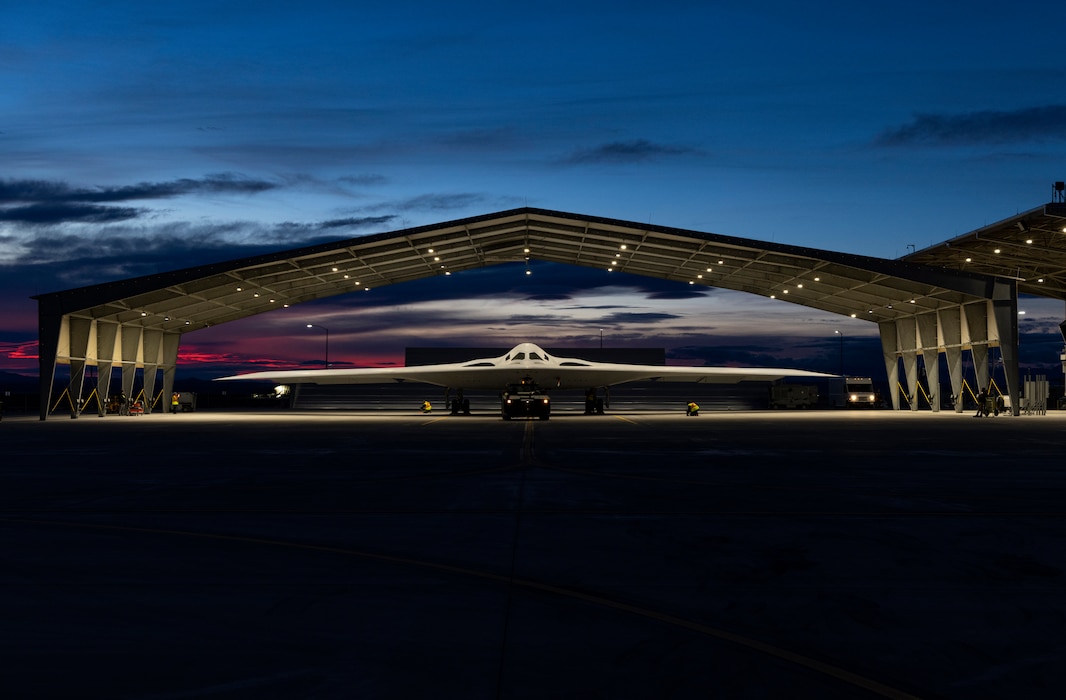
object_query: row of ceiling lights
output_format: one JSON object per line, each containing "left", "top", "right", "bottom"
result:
{"left": 763, "top": 275, "right": 926, "bottom": 318}
{"left": 426, "top": 248, "right": 453, "bottom": 275}
{"left": 959, "top": 249, "right": 1049, "bottom": 283}
{"left": 327, "top": 266, "right": 374, "bottom": 289}
{"left": 434, "top": 239, "right": 1051, "bottom": 310}
{"left": 137, "top": 310, "right": 193, "bottom": 325}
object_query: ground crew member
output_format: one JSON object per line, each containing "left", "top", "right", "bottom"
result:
{"left": 974, "top": 388, "right": 988, "bottom": 417}
{"left": 686, "top": 401, "right": 699, "bottom": 416}
{"left": 171, "top": 392, "right": 180, "bottom": 413}
{"left": 421, "top": 400, "right": 432, "bottom": 413}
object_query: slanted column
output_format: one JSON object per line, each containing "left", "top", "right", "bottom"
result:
{"left": 971, "top": 344, "right": 990, "bottom": 396}
{"left": 917, "top": 313, "right": 940, "bottom": 412}
{"left": 120, "top": 324, "right": 141, "bottom": 401}
{"left": 95, "top": 321, "right": 120, "bottom": 416}
{"left": 991, "top": 279, "right": 1020, "bottom": 416}
{"left": 141, "top": 329, "right": 163, "bottom": 414}
{"left": 896, "top": 318, "right": 919, "bottom": 411}
{"left": 963, "top": 302, "right": 990, "bottom": 396}
{"left": 879, "top": 321, "right": 902, "bottom": 411}
{"left": 160, "top": 332, "right": 181, "bottom": 412}
{"left": 903, "top": 352, "right": 919, "bottom": 411}
{"left": 939, "top": 307, "right": 964, "bottom": 412}
{"left": 67, "top": 317, "right": 93, "bottom": 418}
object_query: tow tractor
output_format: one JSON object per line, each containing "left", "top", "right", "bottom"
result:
{"left": 501, "top": 378, "right": 551, "bottom": 420}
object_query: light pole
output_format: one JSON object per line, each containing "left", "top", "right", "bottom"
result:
{"left": 599, "top": 328, "right": 603, "bottom": 350}
{"left": 307, "top": 324, "right": 330, "bottom": 368}
{"left": 834, "top": 330, "right": 844, "bottom": 376}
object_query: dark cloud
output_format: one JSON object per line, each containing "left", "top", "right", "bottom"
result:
{"left": 0, "top": 203, "right": 143, "bottom": 224}
{"left": 0, "top": 173, "right": 277, "bottom": 204}
{"left": 318, "top": 215, "right": 396, "bottom": 230}
{"left": 645, "top": 288, "right": 710, "bottom": 300}
{"left": 6, "top": 219, "right": 379, "bottom": 293}
{"left": 563, "top": 139, "right": 699, "bottom": 164}
{"left": 525, "top": 293, "right": 574, "bottom": 302}
{"left": 875, "top": 104, "right": 1066, "bottom": 146}
{"left": 0, "top": 174, "right": 278, "bottom": 225}
{"left": 602, "top": 311, "right": 682, "bottom": 324}
{"left": 503, "top": 314, "right": 580, "bottom": 326}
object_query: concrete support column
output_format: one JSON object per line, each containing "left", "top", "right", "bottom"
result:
{"left": 120, "top": 325, "right": 141, "bottom": 400}
{"left": 963, "top": 302, "right": 989, "bottom": 395}
{"left": 991, "top": 279, "right": 1020, "bottom": 416}
{"left": 971, "top": 344, "right": 989, "bottom": 395}
{"left": 95, "top": 321, "right": 120, "bottom": 416}
{"left": 879, "top": 321, "right": 901, "bottom": 411}
{"left": 897, "top": 318, "right": 919, "bottom": 411}
{"left": 141, "top": 329, "right": 163, "bottom": 414}
{"left": 917, "top": 313, "right": 940, "bottom": 411}
{"left": 921, "top": 349, "right": 941, "bottom": 411}
{"left": 903, "top": 352, "right": 919, "bottom": 411}
{"left": 161, "top": 332, "right": 181, "bottom": 413}
{"left": 67, "top": 317, "right": 93, "bottom": 418}
{"left": 939, "top": 308, "right": 964, "bottom": 412}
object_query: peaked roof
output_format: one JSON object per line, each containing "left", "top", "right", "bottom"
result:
{"left": 35, "top": 207, "right": 1014, "bottom": 334}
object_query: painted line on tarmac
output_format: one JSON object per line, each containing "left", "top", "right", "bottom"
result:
{"left": 612, "top": 415, "right": 640, "bottom": 425}
{"left": 522, "top": 420, "right": 536, "bottom": 464}
{"left": 2, "top": 515, "right": 920, "bottom": 700}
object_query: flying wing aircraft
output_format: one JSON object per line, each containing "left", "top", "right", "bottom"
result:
{"left": 216, "top": 342, "right": 834, "bottom": 416}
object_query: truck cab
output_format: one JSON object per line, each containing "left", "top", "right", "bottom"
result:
{"left": 844, "top": 377, "right": 879, "bottom": 408}
{"left": 827, "top": 377, "right": 880, "bottom": 408}
{"left": 501, "top": 378, "right": 551, "bottom": 420}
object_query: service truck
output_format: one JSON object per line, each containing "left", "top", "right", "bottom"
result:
{"left": 828, "top": 377, "right": 880, "bottom": 408}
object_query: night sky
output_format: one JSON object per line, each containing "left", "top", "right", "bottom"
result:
{"left": 3, "top": 1, "right": 1065, "bottom": 379}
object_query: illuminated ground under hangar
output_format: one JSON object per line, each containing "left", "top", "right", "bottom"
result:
{"left": 33, "top": 202, "right": 1066, "bottom": 420}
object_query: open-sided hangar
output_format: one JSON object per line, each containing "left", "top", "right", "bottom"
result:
{"left": 33, "top": 201, "right": 1066, "bottom": 420}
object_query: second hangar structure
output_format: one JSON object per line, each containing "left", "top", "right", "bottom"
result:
{"left": 33, "top": 197, "right": 1066, "bottom": 420}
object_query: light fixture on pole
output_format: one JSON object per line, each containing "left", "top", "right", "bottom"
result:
{"left": 834, "top": 330, "right": 844, "bottom": 376}
{"left": 306, "top": 324, "right": 330, "bottom": 369}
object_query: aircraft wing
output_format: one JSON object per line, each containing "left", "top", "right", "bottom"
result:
{"left": 216, "top": 342, "right": 835, "bottom": 390}
{"left": 215, "top": 364, "right": 527, "bottom": 389}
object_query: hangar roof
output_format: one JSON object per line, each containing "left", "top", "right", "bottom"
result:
{"left": 903, "top": 202, "right": 1066, "bottom": 301}
{"left": 35, "top": 207, "right": 1014, "bottom": 334}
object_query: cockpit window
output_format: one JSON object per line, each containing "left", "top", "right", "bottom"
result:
{"left": 512, "top": 352, "right": 526, "bottom": 360}
{"left": 529, "top": 352, "right": 542, "bottom": 360}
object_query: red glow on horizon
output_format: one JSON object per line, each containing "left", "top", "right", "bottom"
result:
{"left": 2, "top": 341, "right": 38, "bottom": 360}
{"left": 176, "top": 347, "right": 405, "bottom": 370}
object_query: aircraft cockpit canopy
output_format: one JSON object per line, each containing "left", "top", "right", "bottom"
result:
{"left": 505, "top": 351, "right": 548, "bottom": 362}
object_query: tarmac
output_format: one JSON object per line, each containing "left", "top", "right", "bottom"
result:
{"left": 1, "top": 406, "right": 1064, "bottom": 699}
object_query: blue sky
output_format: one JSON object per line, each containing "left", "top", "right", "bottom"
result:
{"left": 2, "top": 1, "right": 1065, "bottom": 377}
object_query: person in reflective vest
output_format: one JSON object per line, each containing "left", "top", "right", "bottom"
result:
{"left": 686, "top": 401, "right": 699, "bottom": 416}
{"left": 421, "top": 400, "right": 432, "bottom": 413}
